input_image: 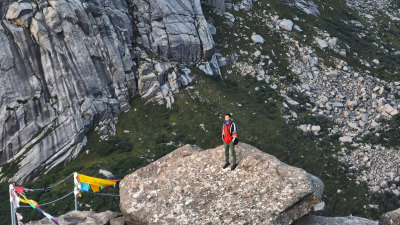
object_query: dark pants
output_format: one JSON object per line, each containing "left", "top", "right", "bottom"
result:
{"left": 224, "top": 141, "right": 236, "bottom": 165}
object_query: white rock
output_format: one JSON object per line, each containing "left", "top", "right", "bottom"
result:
{"left": 311, "top": 126, "right": 321, "bottom": 134}
{"left": 99, "top": 169, "right": 114, "bottom": 178}
{"left": 279, "top": 19, "right": 294, "bottom": 31}
{"left": 251, "top": 33, "right": 264, "bottom": 44}
{"left": 371, "top": 186, "right": 380, "bottom": 192}
{"left": 383, "top": 104, "right": 399, "bottom": 116}
{"left": 313, "top": 201, "right": 325, "bottom": 211}
{"left": 328, "top": 37, "right": 338, "bottom": 48}
{"left": 287, "top": 99, "right": 300, "bottom": 106}
{"left": 293, "top": 25, "right": 303, "bottom": 32}
{"left": 110, "top": 216, "right": 126, "bottom": 225}
{"left": 298, "top": 124, "right": 308, "bottom": 133}
{"left": 369, "top": 204, "right": 379, "bottom": 210}
{"left": 364, "top": 14, "right": 374, "bottom": 19}
{"left": 6, "top": 2, "right": 33, "bottom": 20}
{"left": 315, "top": 38, "right": 328, "bottom": 49}
{"left": 339, "top": 136, "right": 353, "bottom": 143}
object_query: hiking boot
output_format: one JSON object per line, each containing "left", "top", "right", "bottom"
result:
{"left": 223, "top": 163, "right": 230, "bottom": 169}
{"left": 231, "top": 163, "right": 238, "bottom": 171}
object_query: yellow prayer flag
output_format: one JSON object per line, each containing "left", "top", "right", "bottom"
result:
{"left": 77, "top": 174, "right": 117, "bottom": 187}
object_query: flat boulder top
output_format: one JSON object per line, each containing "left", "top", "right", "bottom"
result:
{"left": 120, "top": 143, "right": 323, "bottom": 225}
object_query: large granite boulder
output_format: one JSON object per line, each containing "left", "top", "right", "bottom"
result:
{"left": 27, "top": 210, "right": 124, "bottom": 225}
{"left": 379, "top": 208, "right": 400, "bottom": 225}
{"left": 130, "top": 0, "right": 215, "bottom": 63}
{"left": 120, "top": 143, "right": 324, "bottom": 224}
{"left": 0, "top": 0, "right": 136, "bottom": 184}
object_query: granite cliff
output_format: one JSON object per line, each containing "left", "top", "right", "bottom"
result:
{"left": 0, "top": 0, "right": 218, "bottom": 184}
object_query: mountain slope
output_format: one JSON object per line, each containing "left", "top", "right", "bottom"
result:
{"left": 2, "top": 0, "right": 400, "bottom": 224}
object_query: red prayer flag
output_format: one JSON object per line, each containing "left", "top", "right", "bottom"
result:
{"left": 14, "top": 186, "right": 25, "bottom": 194}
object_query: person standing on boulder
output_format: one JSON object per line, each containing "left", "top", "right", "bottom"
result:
{"left": 222, "top": 114, "right": 238, "bottom": 170}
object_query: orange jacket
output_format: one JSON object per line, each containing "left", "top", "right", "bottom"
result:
{"left": 222, "top": 121, "right": 238, "bottom": 143}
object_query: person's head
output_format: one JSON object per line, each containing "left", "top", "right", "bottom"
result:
{"left": 225, "top": 113, "right": 231, "bottom": 121}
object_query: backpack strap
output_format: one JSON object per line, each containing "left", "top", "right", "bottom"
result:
{"left": 231, "top": 122, "right": 236, "bottom": 135}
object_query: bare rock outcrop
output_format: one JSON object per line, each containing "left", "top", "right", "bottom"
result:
{"left": 120, "top": 143, "right": 324, "bottom": 225}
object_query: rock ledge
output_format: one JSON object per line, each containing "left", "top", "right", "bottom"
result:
{"left": 120, "top": 143, "right": 323, "bottom": 225}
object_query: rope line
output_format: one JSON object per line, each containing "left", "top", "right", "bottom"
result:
{"left": 19, "top": 191, "right": 75, "bottom": 208}
{"left": 88, "top": 192, "right": 120, "bottom": 197}
{"left": 29, "top": 173, "right": 74, "bottom": 191}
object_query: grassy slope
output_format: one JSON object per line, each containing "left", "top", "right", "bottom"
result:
{"left": 0, "top": 70, "right": 388, "bottom": 223}
{"left": 1, "top": 0, "right": 400, "bottom": 223}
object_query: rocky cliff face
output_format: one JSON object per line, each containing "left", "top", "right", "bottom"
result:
{"left": 132, "top": 0, "right": 214, "bottom": 62}
{"left": 1, "top": 0, "right": 136, "bottom": 184}
{"left": 0, "top": 0, "right": 217, "bottom": 184}
{"left": 120, "top": 143, "right": 324, "bottom": 225}
{"left": 131, "top": 0, "right": 220, "bottom": 76}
